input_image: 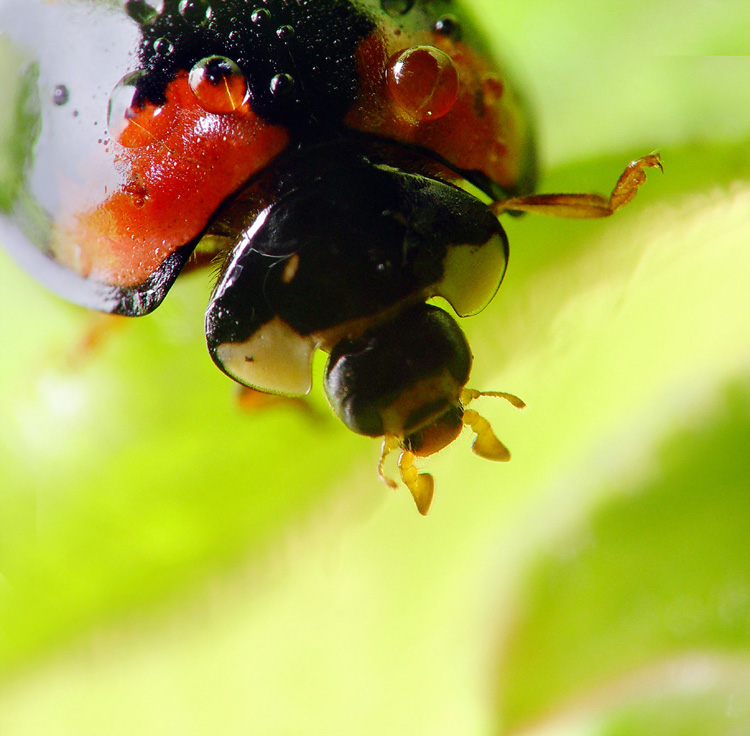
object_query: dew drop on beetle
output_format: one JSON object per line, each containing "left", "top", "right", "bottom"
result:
{"left": 188, "top": 56, "right": 248, "bottom": 114}
{"left": 386, "top": 46, "right": 459, "bottom": 121}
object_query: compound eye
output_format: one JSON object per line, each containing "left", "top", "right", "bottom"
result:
{"left": 188, "top": 55, "right": 248, "bottom": 113}
{"left": 386, "top": 45, "right": 459, "bottom": 121}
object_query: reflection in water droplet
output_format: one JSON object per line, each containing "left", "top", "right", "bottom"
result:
{"left": 178, "top": 0, "right": 212, "bottom": 25}
{"left": 189, "top": 56, "right": 248, "bottom": 114}
{"left": 123, "top": 0, "right": 164, "bottom": 25}
{"left": 381, "top": 0, "right": 414, "bottom": 17}
{"left": 387, "top": 46, "right": 459, "bottom": 122}
{"left": 269, "top": 73, "right": 295, "bottom": 97}
{"left": 52, "top": 84, "right": 69, "bottom": 106}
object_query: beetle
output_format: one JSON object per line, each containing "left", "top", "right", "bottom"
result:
{"left": 0, "top": 0, "right": 659, "bottom": 514}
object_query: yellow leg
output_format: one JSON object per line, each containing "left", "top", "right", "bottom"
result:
{"left": 492, "top": 153, "right": 662, "bottom": 219}
{"left": 462, "top": 408, "right": 511, "bottom": 462}
{"left": 398, "top": 451, "right": 435, "bottom": 516}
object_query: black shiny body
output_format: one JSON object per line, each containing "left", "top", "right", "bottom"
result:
{"left": 131, "top": 0, "right": 375, "bottom": 132}
{"left": 325, "top": 304, "right": 471, "bottom": 438}
{"left": 2, "top": 0, "right": 536, "bottom": 461}
{"left": 205, "top": 144, "right": 504, "bottom": 350}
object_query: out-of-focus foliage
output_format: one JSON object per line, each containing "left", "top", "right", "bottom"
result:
{"left": 0, "top": 1, "right": 749, "bottom": 734}
{"left": 497, "top": 381, "right": 750, "bottom": 733}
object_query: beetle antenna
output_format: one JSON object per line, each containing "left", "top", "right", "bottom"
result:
{"left": 461, "top": 388, "right": 526, "bottom": 409}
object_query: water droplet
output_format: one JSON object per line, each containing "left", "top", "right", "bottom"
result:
{"left": 52, "top": 84, "right": 69, "bottom": 106}
{"left": 251, "top": 7, "right": 272, "bottom": 24}
{"left": 108, "top": 71, "right": 145, "bottom": 137}
{"left": 189, "top": 56, "right": 248, "bottom": 113}
{"left": 178, "top": 0, "right": 212, "bottom": 25}
{"left": 386, "top": 46, "right": 459, "bottom": 121}
{"left": 109, "top": 70, "right": 174, "bottom": 148}
{"left": 276, "top": 24, "right": 295, "bottom": 41}
{"left": 153, "top": 37, "right": 174, "bottom": 56}
{"left": 433, "top": 15, "right": 461, "bottom": 39}
{"left": 381, "top": 0, "right": 414, "bottom": 17}
{"left": 123, "top": 0, "right": 164, "bottom": 25}
{"left": 269, "top": 73, "right": 295, "bottom": 97}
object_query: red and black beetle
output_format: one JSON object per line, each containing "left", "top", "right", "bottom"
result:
{"left": 0, "top": 0, "right": 659, "bottom": 513}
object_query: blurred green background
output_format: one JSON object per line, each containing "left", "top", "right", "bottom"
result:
{"left": 1, "top": 1, "right": 749, "bottom": 734}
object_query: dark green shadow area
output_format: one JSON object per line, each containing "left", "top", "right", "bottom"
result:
{"left": 495, "top": 376, "right": 750, "bottom": 732}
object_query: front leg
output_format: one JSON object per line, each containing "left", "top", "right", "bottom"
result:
{"left": 493, "top": 154, "right": 662, "bottom": 219}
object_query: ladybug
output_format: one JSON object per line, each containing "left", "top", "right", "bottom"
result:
{"left": 0, "top": 0, "right": 659, "bottom": 514}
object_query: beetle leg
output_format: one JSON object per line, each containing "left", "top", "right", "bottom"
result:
{"left": 235, "top": 386, "right": 316, "bottom": 417}
{"left": 377, "top": 434, "right": 401, "bottom": 490}
{"left": 377, "top": 436, "right": 434, "bottom": 514}
{"left": 398, "top": 450, "right": 435, "bottom": 516}
{"left": 492, "top": 153, "right": 662, "bottom": 219}
{"left": 462, "top": 408, "right": 511, "bottom": 462}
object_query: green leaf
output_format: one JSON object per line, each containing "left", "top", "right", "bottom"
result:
{"left": 0, "top": 273, "right": 364, "bottom": 670}
{"left": 0, "top": 1, "right": 749, "bottom": 734}
{"left": 496, "top": 380, "right": 750, "bottom": 733}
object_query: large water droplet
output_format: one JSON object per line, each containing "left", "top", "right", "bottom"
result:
{"left": 109, "top": 71, "right": 174, "bottom": 148}
{"left": 386, "top": 46, "right": 459, "bottom": 121}
{"left": 189, "top": 56, "right": 248, "bottom": 114}
{"left": 108, "top": 71, "right": 145, "bottom": 136}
